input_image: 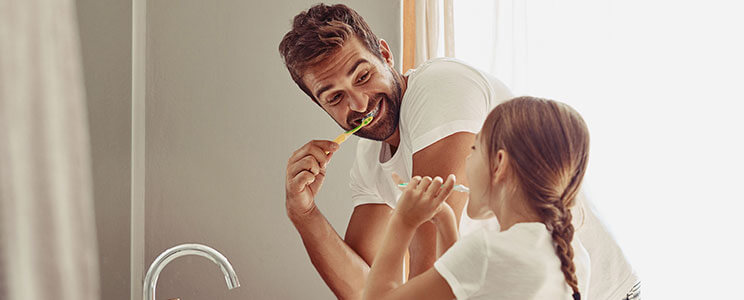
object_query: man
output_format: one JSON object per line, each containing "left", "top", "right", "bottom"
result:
{"left": 279, "top": 3, "right": 638, "bottom": 300}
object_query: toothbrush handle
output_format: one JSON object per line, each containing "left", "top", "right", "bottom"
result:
{"left": 325, "top": 116, "right": 372, "bottom": 154}
{"left": 325, "top": 132, "right": 351, "bottom": 155}
{"left": 333, "top": 132, "right": 351, "bottom": 145}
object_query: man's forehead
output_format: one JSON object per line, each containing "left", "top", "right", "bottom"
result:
{"left": 304, "top": 50, "right": 360, "bottom": 85}
{"left": 307, "top": 38, "right": 375, "bottom": 76}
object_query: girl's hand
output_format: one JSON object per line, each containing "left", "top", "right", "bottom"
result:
{"left": 391, "top": 172, "right": 456, "bottom": 229}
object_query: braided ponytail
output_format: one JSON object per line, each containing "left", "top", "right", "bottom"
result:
{"left": 546, "top": 199, "right": 580, "bottom": 299}
{"left": 553, "top": 149, "right": 588, "bottom": 300}
{"left": 482, "top": 97, "right": 590, "bottom": 299}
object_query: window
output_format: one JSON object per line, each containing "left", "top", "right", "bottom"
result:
{"left": 455, "top": 0, "right": 744, "bottom": 298}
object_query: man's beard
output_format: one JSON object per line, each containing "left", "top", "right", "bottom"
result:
{"left": 348, "top": 72, "right": 403, "bottom": 141}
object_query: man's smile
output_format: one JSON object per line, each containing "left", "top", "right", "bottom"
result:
{"left": 364, "top": 99, "right": 383, "bottom": 128}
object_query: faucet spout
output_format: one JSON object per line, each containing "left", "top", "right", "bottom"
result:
{"left": 143, "top": 243, "right": 240, "bottom": 300}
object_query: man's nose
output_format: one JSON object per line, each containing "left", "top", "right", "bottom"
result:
{"left": 347, "top": 91, "right": 369, "bottom": 113}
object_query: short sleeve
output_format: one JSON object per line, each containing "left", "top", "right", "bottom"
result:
{"left": 402, "top": 60, "right": 495, "bottom": 153}
{"left": 434, "top": 229, "right": 489, "bottom": 299}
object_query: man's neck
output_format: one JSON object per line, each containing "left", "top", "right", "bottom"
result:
{"left": 382, "top": 73, "right": 408, "bottom": 154}
{"left": 383, "top": 128, "right": 400, "bottom": 155}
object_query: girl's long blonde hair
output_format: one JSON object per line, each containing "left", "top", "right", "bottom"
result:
{"left": 482, "top": 96, "right": 590, "bottom": 299}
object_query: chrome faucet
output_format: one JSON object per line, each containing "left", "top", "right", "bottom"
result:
{"left": 143, "top": 243, "right": 240, "bottom": 300}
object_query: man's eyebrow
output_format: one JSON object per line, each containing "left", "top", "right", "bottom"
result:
{"left": 315, "top": 84, "right": 333, "bottom": 100}
{"left": 347, "top": 59, "right": 369, "bottom": 76}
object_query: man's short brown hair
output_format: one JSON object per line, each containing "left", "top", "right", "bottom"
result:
{"left": 278, "top": 3, "right": 384, "bottom": 101}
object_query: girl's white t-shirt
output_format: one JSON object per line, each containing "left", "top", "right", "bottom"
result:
{"left": 433, "top": 222, "right": 591, "bottom": 300}
{"left": 350, "top": 58, "right": 638, "bottom": 299}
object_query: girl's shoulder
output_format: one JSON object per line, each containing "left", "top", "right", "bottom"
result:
{"left": 482, "top": 223, "right": 559, "bottom": 269}
{"left": 484, "top": 222, "right": 551, "bottom": 246}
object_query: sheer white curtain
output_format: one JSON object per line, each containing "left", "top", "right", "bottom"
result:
{"left": 454, "top": 0, "right": 528, "bottom": 93}
{"left": 0, "top": 0, "right": 100, "bottom": 299}
{"left": 410, "top": 0, "right": 455, "bottom": 67}
{"left": 455, "top": 0, "right": 744, "bottom": 298}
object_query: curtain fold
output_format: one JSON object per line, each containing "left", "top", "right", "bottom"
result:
{"left": 452, "top": 0, "right": 528, "bottom": 94}
{"left": 443, "top": 0, "right": 454, "bottom": 58}
{"left": 0, "top": 0, "right": 100, "bottom": 299}
{"left": 403, "top": 0, "right": 455, "bottom": 72}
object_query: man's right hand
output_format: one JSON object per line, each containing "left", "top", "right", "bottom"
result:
{"left": 285, "top": 140, "right": 339, "bottom": 220}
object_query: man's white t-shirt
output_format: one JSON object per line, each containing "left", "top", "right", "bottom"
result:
{"left": 349, "top": 58, "right": 638, "bottom": 299}
{"left": 434, "top": 223, "right": 591, "bottom": 299}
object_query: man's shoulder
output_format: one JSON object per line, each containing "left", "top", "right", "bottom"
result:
{"left": 405, "top": 57, "right": 511, "bottom": 103}
{"left": 408, "top": 57, "right": 485, "bottom": 83}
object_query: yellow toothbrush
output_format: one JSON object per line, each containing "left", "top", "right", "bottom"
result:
{"left": 326, "top": 115, "right": 374, "bottom": 154}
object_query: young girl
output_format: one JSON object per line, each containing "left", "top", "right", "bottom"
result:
{"left": 364, "top": 96, "right": 591, "bottom": 300}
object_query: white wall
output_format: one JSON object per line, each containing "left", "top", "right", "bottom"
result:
{"left": 76, "top": 0, "right": 132, "bottom": 299}
{"left": 143, "top": 1, "right": 401, "bottom": 299}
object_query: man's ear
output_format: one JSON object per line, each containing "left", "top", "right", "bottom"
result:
{"left": 492, "top": 150, "right": 509, "bottom": 185}
{"left": 378, "top": 39, "right": 394, "bottom": 68}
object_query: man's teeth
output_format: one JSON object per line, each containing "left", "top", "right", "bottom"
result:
{"left": 366, "top": 103, "right": 379, "bottom": 118}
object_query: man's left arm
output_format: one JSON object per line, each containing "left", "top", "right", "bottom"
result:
{"left": 408, "top": 131, "right": 475, "bottom": 278}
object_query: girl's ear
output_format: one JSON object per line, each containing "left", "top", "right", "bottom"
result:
{"left": 492, "top": 150, "right": 509, "bottom": 185}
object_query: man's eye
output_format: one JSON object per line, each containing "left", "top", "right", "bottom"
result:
{"left": 357, "top": 72, "right": 368, "bottom": 83}
{"left": 328, "top": 93, "right": 342, "bottom": 105}
{"left": 471, "top": 145, "right": 476, "bottom": 150}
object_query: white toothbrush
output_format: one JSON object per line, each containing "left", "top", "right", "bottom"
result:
{"left": 397, "top": 183, "right": 470, "bottom": 193}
